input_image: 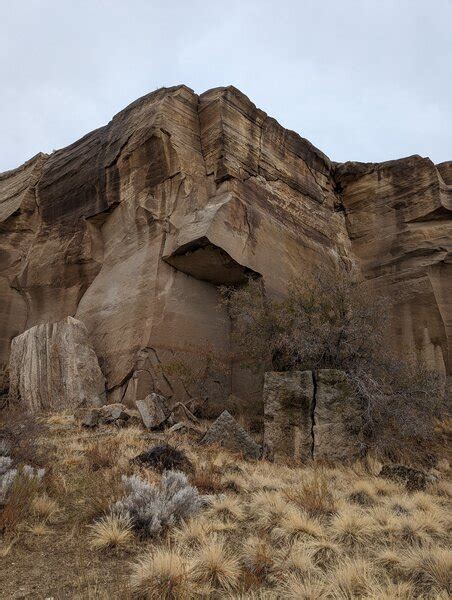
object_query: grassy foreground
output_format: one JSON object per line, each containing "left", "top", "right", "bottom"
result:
{"left": 0, "top": 409, "right": 450, "bottom": 599}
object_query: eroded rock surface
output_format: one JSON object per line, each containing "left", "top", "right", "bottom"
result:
{"left": 336, "top": 156, "right": 452, "bottom": 375}
{"left": 313, "top": 369, "right": 363, "bottom": 462}
{"left": 201, "top": 410, "right": 261, "bottom": 458}
{"left": 9, "top": 316, "right": 105, "bottom": 412}
{"left": 263, "top": 371, "right": 314, "bottom": 462}
{"left": 1, "top": 85, "right": 450, "bottom": 415}
{"left": 263, "top": 369, "right": 363, "bottom": 463}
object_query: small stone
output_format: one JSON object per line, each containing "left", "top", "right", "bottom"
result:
{"left": 167, "top": 421, "right": 203, "bottom": 435}
{"left": 171, "top": 402, "right": 200, "bottom": 424}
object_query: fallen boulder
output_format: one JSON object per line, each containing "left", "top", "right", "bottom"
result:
{"left": 200, "top": 410, "right": 261, "bottom": 459}
{"left": 82, "top": 403, "right": 131, "bottom": 428}
{"left": 135, "top": 393, "right": 172, "bottom": 429}
{"left": 9, "top": 316, "right": 106, "bottom": 412}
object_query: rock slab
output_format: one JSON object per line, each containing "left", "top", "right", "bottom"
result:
{"left": 263, "top": 371, "right": 314, "bottom": 462}
{"left": 8, "top": 316, "right": 105, "bottom": 412}
{"left": 135, "top": 393, "right": 172, "bottom": 429}
{"left": 312, "top": 369, "right": 362, "bottom": 462}
{"left": 201, "top": 410, "right": 261, "bottom": 458}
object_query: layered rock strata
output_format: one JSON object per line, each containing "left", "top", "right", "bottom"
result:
{"left": 1, "top": 85, "right": 450, "bottom": 415}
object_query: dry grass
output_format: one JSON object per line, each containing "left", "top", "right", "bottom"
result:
{"left": 330, "top": 507, "right": 376, "bottom": 548}
{"left": 284, "top": 469, "right": 337, "bottom": 517}
{"left": 0, "top": 470, "right": 41, "bottom": 534}
{"left": 0, "top": 406, "right": 450, "bottom": 598}
{"left": 190, "top": 536, "right": 241, "bottom": 593}
{"left": 328, "top": 556, "right": 376, "bottom": 598}
{"left": 31, "top": 493, "right": 60, "bottom": 522}
{"left": 401, "top": 546, "right": 452, "bottom": 595}
{"left": 130, "top": 547, "right": 190, "bottom": 599}
{"left": 280, "top": 573, "right": 326, "bottom": 599}
{"left": 272, "top": 507, "right": 324, "bottom": 543}
{"left": 171, "top": 517, "right": 210, "bottom": 550}
{"left": 90, "top": 513, "right": 134, "bottom": 551}
{"left": 241, "top": 536, "right": 275, "bottom": 582}
{"left": 206, "top": 494, "right": 246, "bottom": 523}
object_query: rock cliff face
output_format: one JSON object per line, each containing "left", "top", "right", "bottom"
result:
{"left": 1, "top": 85, "right": 450, "bottom": 413}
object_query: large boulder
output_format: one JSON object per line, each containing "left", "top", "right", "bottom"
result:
{"left": 8, "top": 316, "right": 105, "bottom": 412}
{"left": 201, "top": 410, "right": 261, "bottom": 458}
{"left": 312, "top": 369, "right": 362, "bottom": 462}
{"left": 263, "top": 371, "right": 314, "bottom": 462}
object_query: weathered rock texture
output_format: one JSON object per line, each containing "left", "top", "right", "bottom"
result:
{"left": 135, "top": 393, "right": 172, "bottom": 429}
{"left": 336, "top": 157, "right": 452, "bottom": 375}
{"left": 201, "top": 410, "right": 261, "bottom": 458}
{"left": 1, "top": 85, "right": 450, "bottom": 414}
{"left": 312, "top": 369, "right": 362, "bottom": 462}
{"left": 9, "top": 316, "right": 105, "bottom": 412}
{"left": 263, "top": 371, "right": 314, "bottom": 462}
{"left": 263, "top": 369, "right": 362, "bottom": 463}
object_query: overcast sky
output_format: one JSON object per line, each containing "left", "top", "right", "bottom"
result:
{"left": 1, "top": 0, "right": 451, "bottom": 172}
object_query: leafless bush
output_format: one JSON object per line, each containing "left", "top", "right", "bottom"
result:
{"left": 112, "top": 470, "right": 204, "bottom": 538}
{"left": 221, "top": 265, "right": 446, "bottom": 463}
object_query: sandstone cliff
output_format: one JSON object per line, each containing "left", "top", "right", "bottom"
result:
{"left": 1, "top": 85, "right": 450, "bottom": 412}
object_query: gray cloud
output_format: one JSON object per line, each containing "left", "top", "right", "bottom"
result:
{"left": 1, "top": 0, "right": 451, "bottom": 172}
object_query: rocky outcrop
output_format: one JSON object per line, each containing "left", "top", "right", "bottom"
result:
{"left": 263, "top": 371, "right": 314, "bottom": 462}
{"left": 9, "top": 316, "right": 105, "bottom": 412}
{"left": 263, "top": 369, "right": 362, "bottom": 463}
{"left": 0, "top": 85, "right": 450, "bottom": 415}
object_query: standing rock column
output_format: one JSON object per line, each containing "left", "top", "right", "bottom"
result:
{"left": 263, "top": 371, "right": 314, "bottom": 463}
{"left": 9, "top": 316, "right": 106, "bottom": 412}
{"left": 313, "top": 369, "right": 362, "bottom": 462}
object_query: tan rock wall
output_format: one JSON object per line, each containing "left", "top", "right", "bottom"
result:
{"left": 336, "top": 156, "right": 452, "bottom": 374}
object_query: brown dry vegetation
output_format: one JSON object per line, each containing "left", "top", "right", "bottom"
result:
{"left": 0, "top": 408, "right": 451, "bottom": 599}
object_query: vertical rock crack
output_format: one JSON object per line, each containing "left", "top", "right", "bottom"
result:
{"left": 310, "top": 370, "right": 317, "bottom": 459}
